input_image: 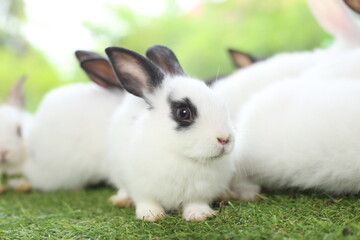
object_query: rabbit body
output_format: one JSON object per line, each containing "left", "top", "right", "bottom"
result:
{"left": 233, "top": 78, "right": 360, "bottom": 194}
{"left": 108, "top": 76, "right": 235, "bottom": 221}
{"left": 25, "top": 83, "right": 123, "bottom": 191}
{"left": 301, "top": 48, "right": 360, "bottom": 80}
{"left": 0, "top": 105, "right": 32, "bottom": 191}
{"left": 0, "top": 77, "right": 32, "bottom": 192}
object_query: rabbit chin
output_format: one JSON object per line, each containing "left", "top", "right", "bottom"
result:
{"left": 183, "top": 144, "right": 234, "bottom": 163}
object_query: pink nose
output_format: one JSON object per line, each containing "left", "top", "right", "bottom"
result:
{"left": 217, "top": 138, "right": 228, "bottom": 145}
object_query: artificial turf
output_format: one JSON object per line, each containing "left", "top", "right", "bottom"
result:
{"left": 0, "top": 187, "right": 359, "bottom": 239}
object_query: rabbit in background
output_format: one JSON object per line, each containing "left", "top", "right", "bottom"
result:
{"left": 0, "top": 76, "right": 32, "bottom": 193}
{"left": 228, "top": 0, "right": 360, "bottom": 197}
{"left": 213, "top": 0, "right": 360, "bottom": 122}
{"left": 232, "top": 76, "right": 360, "bottom": 195}
{"left": 106, "top": 45, "right": 258, "bottom": 222}
{"left": 24, "top": 51, "right": 124, "bottom": 191}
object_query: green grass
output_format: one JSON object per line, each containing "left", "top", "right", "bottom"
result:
{"left": 0, "top": 188, "right": 359, "bottom": 239}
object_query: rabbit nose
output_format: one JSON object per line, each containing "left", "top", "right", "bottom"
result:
{"left": 217, "top": 138, "right": 229, "bottom": 146}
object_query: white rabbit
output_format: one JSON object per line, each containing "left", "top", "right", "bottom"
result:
{"left": 213, "top": 0, "right": 360, "bottom": 122}
{"left": 232, "top": 77, "right": 360, "bottom": 194}
{"left": 24, "top": 51, "right": 124, "bottom": 191}
{"left": 0, "top": 76, "right": 32, "bottom": 193}
{"left": 106, "top": 45, "right": 254, "bottom": 222}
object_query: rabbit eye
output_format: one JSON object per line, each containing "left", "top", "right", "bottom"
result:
{"left": 16, "top": 125, "right": 22, "bottom": 138}
{"left": 177, "top": 107, "right": 191, "bottom": 120}
{"left": 169, "top": 96, "right": 198, "bottom": 130}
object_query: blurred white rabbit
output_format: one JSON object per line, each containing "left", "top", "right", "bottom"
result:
{"left": 232, "top": 77, "right": 360, "bottom": 194}
{"left": 24, "top": 51, "right": 124, "bottom": 191}
{"left": 213, "top": 0, "right": 360, "bottom": 122}
{"left": 0, "top": 76, "right": 32, "bottom": 193}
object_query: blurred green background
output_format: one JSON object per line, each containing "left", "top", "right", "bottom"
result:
{"left": 0, "top": 0, "right": 330, "bottom": 111}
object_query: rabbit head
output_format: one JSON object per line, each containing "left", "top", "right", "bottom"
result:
{"left": 0, "top": 76, "right": 27, "bottom": 168}
{"left": 106, "top": 45, "right": 235, "bottom": 161}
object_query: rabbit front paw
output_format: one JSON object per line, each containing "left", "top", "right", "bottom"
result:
{"left": 231, "top": 181, "right": 261, "bottom": 201}
{"left": 182, "top": 203, "right": 216, "bottom": 221}
{"left": 15, "top": 180, "right": 31, "bottom": 192}
{"left": 0, "top": 185, "right": 8, "bottom": 193}
{"left": 136, "top": 202, "right": 165, "bottom": 222}
{"left": 109, "top": 189, "right": 133, "bottom": 207}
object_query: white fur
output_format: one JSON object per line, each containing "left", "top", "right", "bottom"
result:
{"left": 301, "top": 48, "right": 360, "bottom": 80}
{"left": 108, "top": 76, "right": 239, "bottom": 221}
{"left": 233, "top": 78, "right": 360, "bottom": 194}
{"left": 24, "top": 83, "right": 123, "bottom": 191}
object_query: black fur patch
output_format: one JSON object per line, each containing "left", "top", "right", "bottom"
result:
{"left": 168, "top": 96, "right": 198, "bottom": 130}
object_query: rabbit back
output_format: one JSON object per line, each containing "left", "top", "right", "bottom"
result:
{"left": 235, "top": 79, "right": 360, "bottom": 194}
{"left": 25, "top": 83, "right": 123, "bottom": 191}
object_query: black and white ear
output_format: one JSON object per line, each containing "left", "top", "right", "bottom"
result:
{"left": 105, "top": 46, "right": 164, "bottom": 98}
{"left": 228, "top": 49, "right": 256, "bottom": 69}
{"left": 344, "top": 0, "right": 360, "bottom": 14}
{"left": 146, "top": 45, "right": 185, "bottom": 76}
{"left": 7, "top": 75, "right": 26, "bottom": 109}
{"left": 75, "top": 50, "right": 103, "bottom": 62}
{"left": 80, "top": 58, "right": 123, "bottom": 89}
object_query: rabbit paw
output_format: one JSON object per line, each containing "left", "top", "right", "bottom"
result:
{"left": 0, "top": 185, "right": 8, "bottom": 193}
{"left": 136, "top": 202, "right": 165, "bottom": 222}
{"left": 182, "top": 203, "right": 216, "bottom": 222}
{"left": 231, "top": 181, "right": 261, "bottom": 201}
{"left": 110, "top": 195, "right": 133, "bottom": 208}
{"left": 15, "top": 181, "right": 31, "bottom": 192}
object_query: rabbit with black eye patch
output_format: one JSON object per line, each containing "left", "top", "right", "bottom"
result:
{"left": 106, "top": 45, "right": 257, "bottom": 222}
{"left": 24, "top": 51, "right": 125, "bottom": 191}
{"left": 0, "top": 76, "right": 32, "bottom": 193}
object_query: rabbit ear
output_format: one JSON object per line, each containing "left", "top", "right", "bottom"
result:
{"left": 7, "top": 75, "right": 26, "bottom": 109}
{"left": 228, "top": 49, "right": 256, "bottom": 69}
{"left": 308, "top": 0, "right": 360, "bottom": 44}
{"left": 80, "top": 58, "right": 123, "bottom": 89}
{"left": 105, "top": 46, "right": 164, "bottom": 98}
{"left": 75, "top": 50, "right": 103, "bottom": 62}
{"left": 344, "top": 0, "right": 360, "bottom": 14}
{"left": 146, "top": 45, "right": 185, "bottom": 76}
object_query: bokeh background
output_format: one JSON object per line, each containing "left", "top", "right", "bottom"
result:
{"left": 0, "top": 0, "right": 330, "bottom": 111}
